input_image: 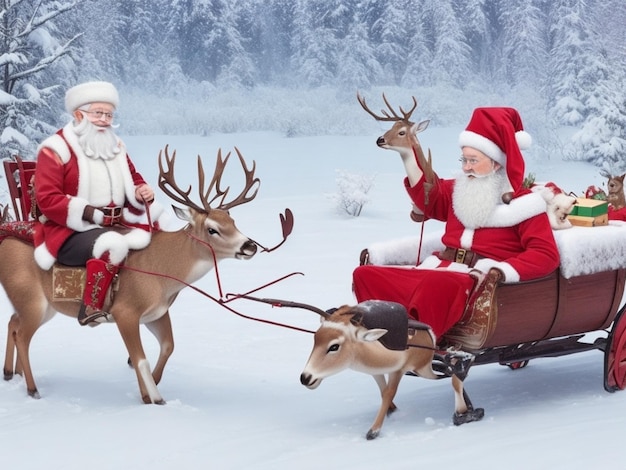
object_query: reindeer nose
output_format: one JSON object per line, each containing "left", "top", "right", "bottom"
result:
{"left": 300, "top": 372, "right": 311, "bottom": 386}
{"left": 376, "top": 136, "right": 386, "bottom": 147}
{"left": 238, "top": 240, "right": 257, "bottom": 259}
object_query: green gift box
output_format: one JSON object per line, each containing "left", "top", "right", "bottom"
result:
{"left": 571, "top": 198, "right": 608, "bottom": 217}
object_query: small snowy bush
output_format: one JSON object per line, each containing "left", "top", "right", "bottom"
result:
{"left": 331, "top": 170, "right": 375, "bottom": 217}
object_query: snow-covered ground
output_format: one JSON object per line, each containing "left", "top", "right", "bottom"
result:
{"left": 1, "top": 129, "right": 624, "bottom": 470}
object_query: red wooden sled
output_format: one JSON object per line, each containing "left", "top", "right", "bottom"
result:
{"left": 363, "top": 231, "right": 626, "bottom": 394}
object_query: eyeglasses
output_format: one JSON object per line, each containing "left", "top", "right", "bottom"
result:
{"left": 459, "top": 156, "right": 483, "bottom": 166}
{"left": 81, "top": 110, "right": 114, "bottom": 121}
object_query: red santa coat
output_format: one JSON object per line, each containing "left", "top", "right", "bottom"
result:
{"left": 353, "top": 175, "right": 560, "bottom": 338}
{"left": 33, "top": 123, "right": 151, "bottom": 270}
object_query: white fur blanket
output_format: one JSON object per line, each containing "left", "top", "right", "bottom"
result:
{"left": 366, "top": 221, "right": 626, "bottom": 279}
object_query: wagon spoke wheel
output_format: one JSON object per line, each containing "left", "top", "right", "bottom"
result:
{"left": 604, "top": 306, "right": 626, "bottom": 392}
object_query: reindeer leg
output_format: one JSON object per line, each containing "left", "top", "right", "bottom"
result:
{"left": 144, "top": 312, "right": 174, "bottom": 385}
{"left": 3, "top": 313, "right": 18, "bottom": 380}
{"left": 114, "top": 311, "right": 164, "bottom": 404}
{"left": 372, "top": 374, "right": 397, "bottom": 415}
{"left": 12, "top": 310, "right": 46, "bottom": 399}
{"left": 451, "top": 375, "right": 484, "bottom": 425}
{"left": 367, "top": 370, "right": 404, "bottom": 440}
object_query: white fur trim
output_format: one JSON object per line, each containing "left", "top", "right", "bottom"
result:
{"left": 34, "top": 243, "right": 56, "bottom": 270}
{"left": 473, "top": 259, "right": 519, "bottom": 283}
{"left": 65, "top": 81, "right": 119, "bottom": 113}
{"left": 416, "top": 255, "right": 473, "bottom": 274}
{"left": 66, "top": 197, "right": 97, "bottom": 232}
{"left": 459, "top": 130, "right": 505, "bottom": 165}
{"left": 92, "top": 209, "right": 104, "bottom": 225}
{"left": 92, "top": 231, "right": 129, "bottom": 264}
{"left": 516, "top": 130, "right": 532, "bottom": 150}
{"left": 37, "top": 134, "right": 71, "bottom": 163}
{"left": 416, "top": 255, "right": 442, "bottom": 270}
{"left": 122, "top": 228, "right": 151, "bottom": 250}
{"left": 482, "top": 192, "right": 547, "bottom": 228}
{"left": 460, "top": 228, "right": 474, "bottom": 248}
{"left": 122, "top": 207, "right": 147, "bottom": 224}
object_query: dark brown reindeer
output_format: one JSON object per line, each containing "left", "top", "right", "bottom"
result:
{"left": 2, "top": 146, "right": 289, "bottom": 403}
{"left": 600, "top": 170, "right": 626, "bottom": 210}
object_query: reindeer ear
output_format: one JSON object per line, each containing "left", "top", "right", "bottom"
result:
{"left": 357, "top": 328, "right": 388, "bottom": 343}
{"left": 172, "top": 205, "right": 191, "bottom": 221}
{"left": 413, "top": 120, "right": 430, "bottom": 134}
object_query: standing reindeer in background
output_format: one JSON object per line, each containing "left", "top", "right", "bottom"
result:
{"left": 1, "top": 146, "right": 292, "bottom": 403}
{"left": 357, "top": 92, "right": 434, "bottom": 222}
{"left": 600, "top": 170, "right": 626, "bottom": 210}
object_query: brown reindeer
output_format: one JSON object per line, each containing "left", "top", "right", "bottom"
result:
{"left": 600, "top": 170, "right": 626, "bottom": 210}
{"left": 1, "top": 146, "right": 289, "bottom": 403}
{"left": 357, "top": 92, "right": 436, "bottom": 222}
{"left": 300, "top": 300, "right": 483, "bottom": 440}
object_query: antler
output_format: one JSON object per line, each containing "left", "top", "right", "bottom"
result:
{"left": 357, "top": 92, "right": 418, "bottom": 123}
{"left": 158, "top": 145, "right": 260, "bottom": 212}
{"left": 599, "top": 169, "right": 613, "bottom": 179}
{"left": 203, "top": 147, "right": 260, "bottom": 211}
{"left": 158, "top": 145, "right": 205, "bottom": 212}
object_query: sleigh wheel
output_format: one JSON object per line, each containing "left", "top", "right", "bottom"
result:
{"left": 505, "top": 360, "right": 529, "bottom": 370}
{"left": 604, "top": 305, "right": 626, "bottom": 392}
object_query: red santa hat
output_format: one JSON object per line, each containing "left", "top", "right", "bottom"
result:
{"left": 458, "top": 107, "right": 532, "bottom": 195}
{"left": 65, "top": 81, "right": 119, "bottom": 113}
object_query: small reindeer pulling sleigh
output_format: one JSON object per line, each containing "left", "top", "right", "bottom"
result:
{"left": 276, "top": 95, "right": 626, "bottom": 440}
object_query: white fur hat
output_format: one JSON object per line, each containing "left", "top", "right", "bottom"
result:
{"left": 64, "top": 81, "right": 119, "bottom": 113}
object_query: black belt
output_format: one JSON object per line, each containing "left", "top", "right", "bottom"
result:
{"left": 438, "top": 247, "right": 483, "bottom": 267}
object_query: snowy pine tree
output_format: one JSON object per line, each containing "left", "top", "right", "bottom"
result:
{"left": 0, "top": 0, "right": 81, "bottom": 160}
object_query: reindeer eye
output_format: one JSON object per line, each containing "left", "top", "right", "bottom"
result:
{"left": 399, "top": 131, "right": 406, "bottom": 136}
{"left": 207, "top": 228, "right": 218, "bottom": 235}
{"left": 327, "top": 344, "right": 340, "bottom": 353}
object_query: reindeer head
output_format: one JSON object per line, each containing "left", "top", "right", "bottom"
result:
{"left": 158, "top": 145, "right": 259, "bottom": 261}
{"left": 357, "top": 92, "right": 430, "bottom": 152}
{"left": 600, "top": 170, "right": 626, "bottom": 210}
{"left": 300, "top": 305, "right": 389, "bottom": 389}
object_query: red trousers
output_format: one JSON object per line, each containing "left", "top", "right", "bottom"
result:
{"left": 352, "top": 265, "right": 475, "bottom": 339}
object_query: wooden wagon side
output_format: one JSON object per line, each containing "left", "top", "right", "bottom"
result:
{"left": 443, "top": 268, "right": 626, "bottom": 351}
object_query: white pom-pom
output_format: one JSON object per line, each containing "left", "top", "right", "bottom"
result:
{"left": 516, "top": 130, "right": 532, "bottom": 150}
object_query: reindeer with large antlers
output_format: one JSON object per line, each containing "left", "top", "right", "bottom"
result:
{"left": 1, "top": 146, "right": 292, "bottom": 403}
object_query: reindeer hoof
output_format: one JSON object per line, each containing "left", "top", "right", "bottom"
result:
{"left": 28, "top": 388, "right": 41, "bottom": 399}
{"left": 453, "top": 407, "right": 484, "bottom": 426}
{"left": 3, "top": 369, "right": 13, "bottom": 381}
{"left": 142, "top": 395, "right": 166, "bottom": 405}
{"left": 366, "top": 428, "right": 380, "bottom": 440}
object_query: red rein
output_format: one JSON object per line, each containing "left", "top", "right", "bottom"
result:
{"left": 120, "top": 231, "right": 316, "bottom": 334}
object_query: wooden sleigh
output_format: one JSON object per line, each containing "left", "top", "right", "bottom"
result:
{"left": 364, "top": 227, "right": 626, "bottom": 393}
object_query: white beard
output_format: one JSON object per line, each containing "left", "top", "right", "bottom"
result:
{"left": 73, "top": 118, "right": 122, "bottom": 161}
{"left": 452, "top": 170, "right": 511, "bottom": 229}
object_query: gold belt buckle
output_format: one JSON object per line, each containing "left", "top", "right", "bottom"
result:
{"left": 455, "top": 248, "right": 467, "bottom": 264}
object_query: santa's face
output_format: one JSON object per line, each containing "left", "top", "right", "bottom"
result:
{"left": 459, "top": 147, "right": 500, "bottom": 177}
{"left": 72, "top": 102, "right": 121, "bottom": 160}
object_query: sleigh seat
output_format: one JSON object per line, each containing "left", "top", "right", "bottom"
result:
{"left": 3, "top": 156, "right": 37, "bottom": 222}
